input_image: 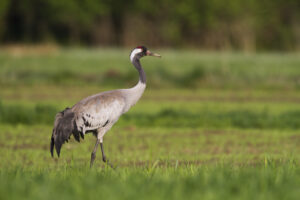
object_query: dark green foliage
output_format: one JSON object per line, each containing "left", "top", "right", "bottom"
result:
{"left": 1, "top": 102, "right": 299, "bottom": 129}
{"left": 178, "top": 66, "right": 206, "bottom": 87}
{"left": 122, "top": 109, "right": 300, "bottom": 129}
{"left": 0, "top": 0, "right": 299, "bottom": 49}
{"left": 0, "top": 103, "right": 58, "bottom": 125}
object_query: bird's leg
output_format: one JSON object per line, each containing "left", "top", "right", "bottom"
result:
{"left": 100, "top": 141, "right": 114, "bottom": 169}
{"left": 100, "top": 142, "right": 107, "bottom": 162}
{"left": 90, "top": 139, "right": 100, "bottom": 168}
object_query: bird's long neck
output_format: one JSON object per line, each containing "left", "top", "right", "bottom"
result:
{"left": 132, "top": 58, "right": 146, "bottom": 84}
{"left": 120, "top": 58, "right": 146, "bottom": 113}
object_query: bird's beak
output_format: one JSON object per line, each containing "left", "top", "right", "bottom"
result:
{"left": 146, "top": 50, "right": 161, "bottom": 58}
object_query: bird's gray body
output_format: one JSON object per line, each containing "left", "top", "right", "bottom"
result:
{"left": 71, "top": 81, "right": 146, "bottom": 140}
{"left": 73, "top": 90, "right": 125, "bottom": 136}
{"left": 50, "top": 46, "right": 159, "bottom": 167}
{"left": 50, "top": 82, "right": 146, "bottom": 157}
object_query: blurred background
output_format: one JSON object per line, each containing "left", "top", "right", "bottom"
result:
{"left": 0, "top": 0, "right": 299, "bottom": 50}
{"left": 0, "top": 0, "right": 299, "bottom": 175}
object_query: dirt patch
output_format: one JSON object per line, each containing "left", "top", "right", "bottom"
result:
{"left": 1, "top": 44, "right": 59, "bottom": 56}
{"left": 0, "top": 143, "right": 5, "bottom": 148}
{"left": 12, "top": 143, "right": 48, "bottom": 150}
{"left": 290, "top": 135, "right": 300, "bottom": 145}
{"left": 203, "top": 129, "right": 229, "bottom": 135}
{"left": 144, "top": 95, "right": 300, "bottom": 103}
{"left": 116, "top": 159, "right": 222, "bottom": 167}
{"left": 127, "top": 144, "right": 149, "bottom": 151}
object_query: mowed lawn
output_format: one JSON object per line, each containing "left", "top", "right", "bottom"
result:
{"left": 0, "top": 48, "right": 299, "bottom": 200}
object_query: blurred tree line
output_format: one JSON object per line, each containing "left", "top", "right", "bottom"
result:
{"left": 0, "top": 0, "right": 299, "bottom": 50}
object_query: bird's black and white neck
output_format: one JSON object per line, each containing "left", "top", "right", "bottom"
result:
{"left": 122, "top": 46, "right": 161, "bottom": 112}
{"left": 131, "top": 58, "right": 146, "bottom": 84}
{"left": 130, "top": 46, "right": 148, "bottom": 84}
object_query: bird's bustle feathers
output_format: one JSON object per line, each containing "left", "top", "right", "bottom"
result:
{"left": 50, "top": 107, "right": 79, "bottom": 157}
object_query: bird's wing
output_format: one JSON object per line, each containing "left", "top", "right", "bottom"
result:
{"left": 72, "top": 90, "right": 126, "bottom": 132}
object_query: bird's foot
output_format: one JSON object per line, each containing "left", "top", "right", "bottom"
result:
{"left": 103, "top": 157, "right": 116, "bottom": 169}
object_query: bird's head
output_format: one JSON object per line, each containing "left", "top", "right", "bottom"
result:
{"left": 130, "top": 46, "right": 161, "bottom": 62}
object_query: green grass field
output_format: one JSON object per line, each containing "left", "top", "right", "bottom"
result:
{"left": 0, "top": 48, "right": 299, "bottom": 200}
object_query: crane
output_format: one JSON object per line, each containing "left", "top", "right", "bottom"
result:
{"left": 50, "top": 46, "right": 161, "bottom": 167}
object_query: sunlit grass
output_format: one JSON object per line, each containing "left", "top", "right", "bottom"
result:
{"left": 0, "top": 162, "right": 299, "bottom": 200}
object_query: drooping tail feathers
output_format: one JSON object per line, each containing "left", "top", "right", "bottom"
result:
{"left": 50, "top": 107, "right": 81, "bottom": 157}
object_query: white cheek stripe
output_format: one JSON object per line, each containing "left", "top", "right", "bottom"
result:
{"left": 130, "top": 48, "right": 142, "bottom": 62}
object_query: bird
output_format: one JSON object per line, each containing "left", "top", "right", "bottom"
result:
{"left": 50, "top": 46, "right": 161, "bottom": 167}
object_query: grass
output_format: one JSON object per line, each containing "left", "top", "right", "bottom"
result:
{"left": 1, "top": 165, "right": 299, "bottom": 200}
{"left": 0, "top": 124, "right": 299, "bottom": 166}
{"left": 1, "top": 100, "right": 300, "bottom": 129}
{"left": 0, "top": 47, "right": 299, "bottom": 199}
{"left": 0, "top": 48, "right": 299, "bottom": 89}
{"left": 0, "top": 124, "right": 299, "bottom": 199}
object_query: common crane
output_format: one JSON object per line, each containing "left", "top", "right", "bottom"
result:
{"left": 50, "top": 46, "right": 161, "bottom": 167}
